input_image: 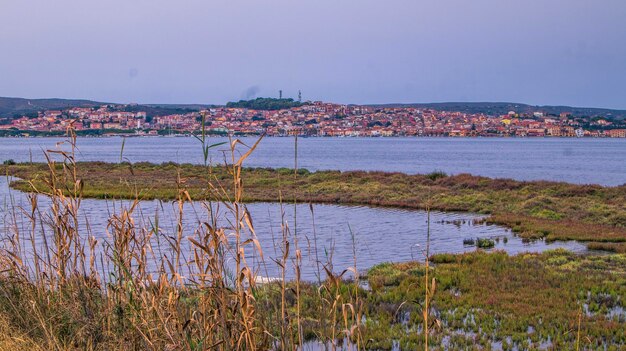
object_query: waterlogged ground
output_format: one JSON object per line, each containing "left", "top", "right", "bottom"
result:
{"left": 295, "top": 251, "right": 626, "bottom": 350}
{"left": 367, "top": 251, "right": 626, "bottom": 350}
{"left": 0, "top": 177, "right": 587, "bottom": 281}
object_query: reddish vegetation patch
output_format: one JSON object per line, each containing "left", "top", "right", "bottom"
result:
{"left": 486, "top": 214, "right": 626, "bottom": 242}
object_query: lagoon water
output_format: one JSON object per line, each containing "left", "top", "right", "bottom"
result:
{"left": 0, "top": 136, "right": 613, "bottom": 280}
{"left": 0, "top": 177, "right": 586, "bottom": 281}
{"left": 0, "top": 136, "right": 624, "bottom": 185}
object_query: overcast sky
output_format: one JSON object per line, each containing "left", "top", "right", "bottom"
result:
{"left": 1, "top": 0, "right": 625, "bottom": 108}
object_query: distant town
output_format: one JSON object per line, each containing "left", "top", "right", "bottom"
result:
{"left": 1, "top": 100, "right": 625, "bottom": 138}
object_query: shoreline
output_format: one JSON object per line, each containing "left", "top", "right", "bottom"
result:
{"left": 0, "top": 132, "right": 624, "bottom": 139}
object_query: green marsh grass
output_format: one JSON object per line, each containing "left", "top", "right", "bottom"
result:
{"left": 5, "top": 162, "right": 625, "bottom": 245}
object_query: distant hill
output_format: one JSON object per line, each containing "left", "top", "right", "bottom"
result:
{"left": 226, "top": 98, "right": 304, "bottom": 110}
{"left": 2, "top": 96, "right": 626, "bottom": 121}
{"left": 0, "top": 97, "right": 215, "bottom": 118}
{"left": 370, "top": 102, "right": 626, "bottom": 120}
{"left": 0, "top": 97, "right": 105, "bottom": 117}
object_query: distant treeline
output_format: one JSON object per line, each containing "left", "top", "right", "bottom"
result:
{"left": 226, "top": 98, "right": 304, "bottom": 110}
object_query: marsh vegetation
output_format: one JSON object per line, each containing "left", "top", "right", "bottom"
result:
{"left": 0, "top": 131, "right": 624, "bottom": 350}
{"left": 4, "top": 158, "right": 625, "bottom": 246}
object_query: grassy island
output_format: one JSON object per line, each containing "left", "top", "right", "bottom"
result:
{"left": 4, "top": 162, "right": 625, "bottom": 249}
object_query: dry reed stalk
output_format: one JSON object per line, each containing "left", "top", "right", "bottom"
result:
{"left": 0, "top": 128, "right": 358, "bottom": 350}
{"left": 348, "top": 225, "right": 363, "bottom": 350}
{"left": 293, "top": 135, "right": 304, "bottom": 349}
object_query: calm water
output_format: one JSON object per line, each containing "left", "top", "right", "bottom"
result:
{"left": 0, "top": 136, "right": 624, "bottom": 185}
{"left": 0, "top": 136, "right": 610, "bottom": 279}
{"left": 0, "top": 177, "right": 586, "bottom": 281}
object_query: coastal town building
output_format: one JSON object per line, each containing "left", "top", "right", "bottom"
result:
{"left": 1, "top": 102, "right": 625, "bottom": 138}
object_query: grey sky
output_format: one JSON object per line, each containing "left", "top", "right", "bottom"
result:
{"left": 1, "top": 0, "right": 625, "bottom": 108}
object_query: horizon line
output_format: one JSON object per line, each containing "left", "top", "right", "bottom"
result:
{"left": 2, "top": 95, "right": 626, "bottom": 112}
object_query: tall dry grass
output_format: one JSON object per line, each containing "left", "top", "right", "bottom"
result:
{"left": 0, "top": 126, "right": 372, "bottom": 350}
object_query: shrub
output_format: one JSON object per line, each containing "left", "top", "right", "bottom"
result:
{"left": 431, "top": 253, "right": 457, "bottom": 264}
{"left": 476, "top": 238, "right": 496, "bottom": 249}
{"left": 425, "top": 170, "right": 448, "bottom": 181}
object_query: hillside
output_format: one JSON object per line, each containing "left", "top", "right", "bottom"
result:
{"left": 3, "top": 96, "right": 626, "bottom": 120}
{"left": 0, "top": 97, "right": 215, "bottom": 119}
{"left": 0, "top": 97, "right": 104, "bottom": 117}
{"left": 226, "top": 97, "right": 304, "bottom": 110}
{"left": 371, "top": 102, "right": 626, "bottom": 120}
